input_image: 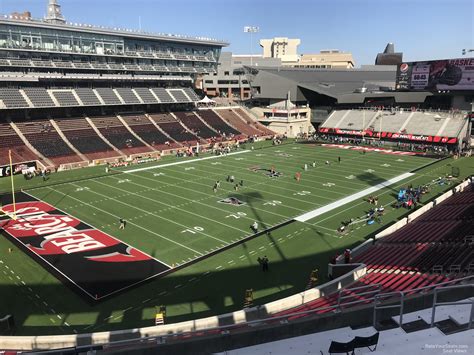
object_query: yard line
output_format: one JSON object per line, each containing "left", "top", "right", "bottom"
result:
{"left": 92, "top": 177, "right": 253, "bottom": 234}
{"left": 140, "top": 162, "right": 323, "bottom": 211}
{"left": 86, "top": 180, "right": 231, "bottom": 245}
{"left": 219, "top": 148, "right": 423, "bottom": 190}
{"left": 123, "top": 150, "right": 251, "bottom": 173}
{"left": 186, "top": 163, "right": 339, "bottom": 201}
{"left": 209, "top": 150, "right": 376, "bottom": 192}
{"left": 42, "top": 186, "right": 202, "bottom": 256}
{"left": 295, "top": 172, "right": 414, "bottom": 222}
{"left": 111, "top": 167, "right": 307, "bottom": 221}
{"left": 255, "top": 144, "right": 424, "bottom": 174}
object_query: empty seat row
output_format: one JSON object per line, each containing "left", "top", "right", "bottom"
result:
{"left": 197, "top": 110, "right": 240, "bottom": 136}
{"left": 174, "top": 111, "right": 217, "bottom": 139}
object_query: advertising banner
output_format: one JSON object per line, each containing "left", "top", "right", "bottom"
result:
{"left": 0, "top": 161, "right": 36, "bottom": 178}
{"left": 396, "top": 58, "right": 474, "bottom": 91}
{"left": 319, "top": 127, "right": 457, "bottom": 144}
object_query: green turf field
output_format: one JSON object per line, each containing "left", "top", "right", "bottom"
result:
{"left": 0, "top": 141, "right": 473, "bottom": 335}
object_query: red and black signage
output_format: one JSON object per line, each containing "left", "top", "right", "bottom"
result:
{"left": 319, "top": 128, "right": 458, "bottom": 144}
{"left": 0, "top": 161, "right": 36, "bottom": 178}
{"left": 0, "top": 192, "right": 170, "bottom": 300}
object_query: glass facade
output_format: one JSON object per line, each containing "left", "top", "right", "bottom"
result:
{"left": 0, "top": 22, "right": 222, "bottom": 73}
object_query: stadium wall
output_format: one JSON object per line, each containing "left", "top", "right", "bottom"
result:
{"left": 0, "top": 265, "right": 367, "bottom": 350}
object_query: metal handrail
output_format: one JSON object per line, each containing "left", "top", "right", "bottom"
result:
{"left": 373, "top": 291, "right": 405, "bottom": 327}
{"left": 430, "top": 284, "right": 474, "bottom": 328}
{"left": 47, "top": 275, "right": 474, "bottom": 354}
{"left": 337, "top": 283, "right": 382, "bottom": 309}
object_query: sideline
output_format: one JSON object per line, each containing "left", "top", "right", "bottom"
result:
{"left": 123, "top": 150, "right": 250, "bottom": 173}
{"left": 294, "top": 172, "right": 414, "bottom": 222}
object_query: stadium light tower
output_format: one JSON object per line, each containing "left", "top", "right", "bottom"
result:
{"left": 244, "top": 26, "right": 259, "bottom": 67}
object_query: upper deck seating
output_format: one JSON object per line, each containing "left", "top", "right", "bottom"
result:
{"left": 0, "top": 88, "right": 29, "bottom": 108}
{"left": 115, "top": 88, "right": 141, "bottom": 104}
{"left": 95, "top": 88, "right": 122, "bottom": 105}
{"left": 23, "top": 88, "right": 55, "bottom": 108}
{"left": 74, "top": 88, "right": 102, "bottom": 106}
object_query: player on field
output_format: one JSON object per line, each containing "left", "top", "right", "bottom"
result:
{"left": 119, "top": 218, "right": 126, "bottom": 229}
{"left": 295, "top": 172, "right": 301, "bottom": 182}
{"left": 251, "top": 221, "right": 258, "bottom": 233}
{"left": 312, "top": 161, "right": 316, "bottom": 168}
{"left": 338, "top": 156, "right": 341, "bottom": 163}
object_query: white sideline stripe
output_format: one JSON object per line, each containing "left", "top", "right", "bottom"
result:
{"left": 294, "top": 172, "right": 414, "bottom": 222}
{"left": 123, "top": 150, "right": 250, "bottom": 173}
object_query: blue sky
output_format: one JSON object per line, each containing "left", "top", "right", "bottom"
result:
{"left": 1, "top": 0, "right": 473, "bottom": 66}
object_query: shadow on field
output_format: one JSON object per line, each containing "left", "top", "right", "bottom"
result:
{"left": 236, "top": 191, "right": 287, "bottom": 261}
{"left": 0, "top": 245, "right": 343, "bottom": 336}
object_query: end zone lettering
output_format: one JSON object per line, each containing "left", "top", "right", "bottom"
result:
{"left": 0, "top": 193, "right": 170, "bottom": 300}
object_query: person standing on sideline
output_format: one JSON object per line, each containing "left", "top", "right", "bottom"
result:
{"left": 262, "top": 256, "right": 269, "bottom": 271}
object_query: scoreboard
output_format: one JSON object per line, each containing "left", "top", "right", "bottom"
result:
{"left": 396, "top": 57, "right": 474, "bottom": 91}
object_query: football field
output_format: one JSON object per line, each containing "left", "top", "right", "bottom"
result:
{"left": 17, "top": 144, "right": 433, "bottom": 271}
{"left": 1, "top": 141, "right": 472, "bottom": 335}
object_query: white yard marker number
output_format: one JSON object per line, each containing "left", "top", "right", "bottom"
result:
{"left": 294, "top": 191, "right": 311, "bottom": 196}
{"left": 226, "top": 212, "right": 247, "bottom": 219}
{"left": 117, "top": 179, "right": 131, "bottom": 184}
{"left": 264, "top": 200, "right": 282, "bottom": 206}
{"left": 181, "top": 226, "right": 204, "bottom": 234}
{"left": 75, "top": 187, "right": 90, "bottom": 192}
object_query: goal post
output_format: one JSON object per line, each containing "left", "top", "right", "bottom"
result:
{"left": 0, "top": 150, "right": 17, "bottom": 221}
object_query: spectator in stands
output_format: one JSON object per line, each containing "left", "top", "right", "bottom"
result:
{"left": 344, "top": 249, "right": 351, "bottom": 264}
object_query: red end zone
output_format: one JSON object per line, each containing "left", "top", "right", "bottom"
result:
{"left": 0, "top": 192, "right": 170, "bottom": 300}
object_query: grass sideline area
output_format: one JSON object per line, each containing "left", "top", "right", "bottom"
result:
{"left": 0, "top": 141, "right": 472, "bottom": 336}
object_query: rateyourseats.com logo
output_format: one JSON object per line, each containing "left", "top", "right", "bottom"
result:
{"left": 424, "top": 343, "right": 469, "bottom": 353}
